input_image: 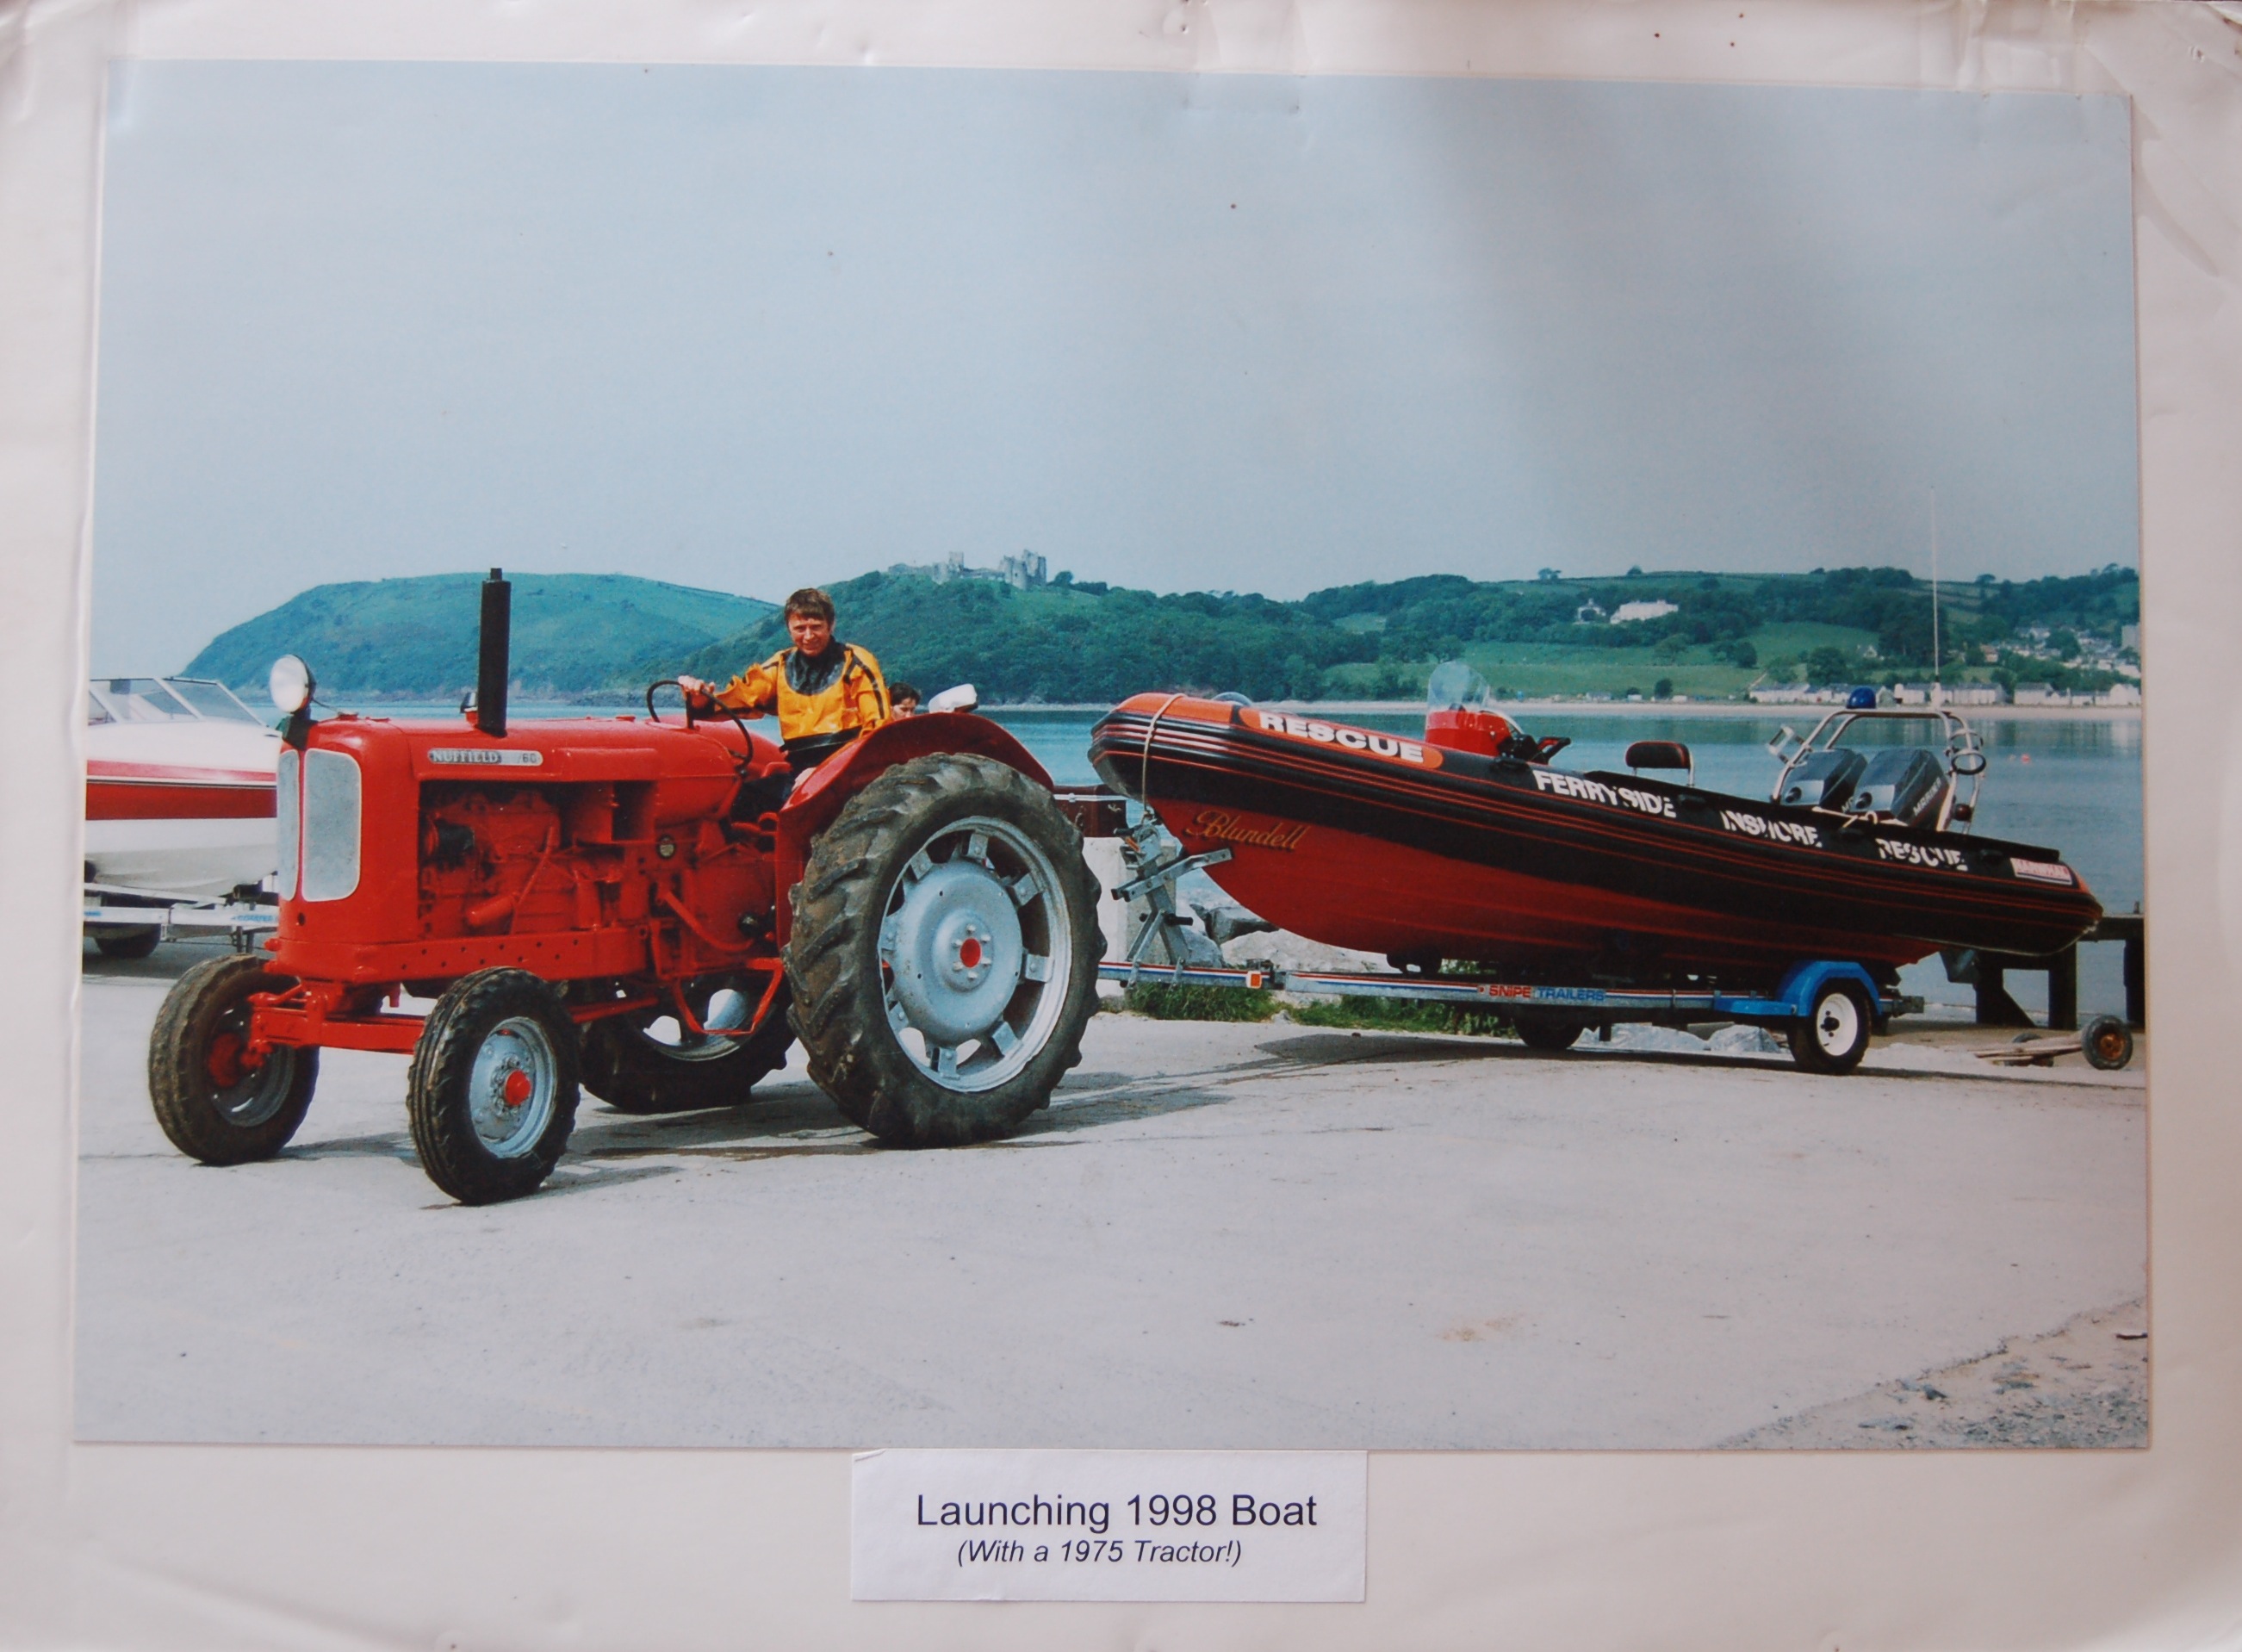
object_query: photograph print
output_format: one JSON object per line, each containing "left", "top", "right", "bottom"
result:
{"left": 76, "top": 63, "right": 2146, "bottom": 1450}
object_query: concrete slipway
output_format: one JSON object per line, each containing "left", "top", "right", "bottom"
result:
{"left": 73, "top": 942, "right": 2146, "bottom": 1450}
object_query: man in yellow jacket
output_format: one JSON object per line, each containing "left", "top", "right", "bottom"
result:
{"left": 680, "top": 587, "right": 891, "bottom": 772}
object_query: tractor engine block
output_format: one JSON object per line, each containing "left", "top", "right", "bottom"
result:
{"left": 268, "top": 714, "right": 785, "bottom": 989}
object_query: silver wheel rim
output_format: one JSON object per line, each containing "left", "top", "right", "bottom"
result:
{"left": 217, "top": 1053, "right": 295, "bottom": 1127}
{"left": 878, "top": 815, "right": 1072, "bottom": 1094}
{"left": 634, "top": 979, "right": 750, "bottom": 1064}
{"left": 213, "top": 1006, "right": 295, "bottom": 1128}
{"left": 1813, "top": 991, "right": 1861, "bottom": 1058}
{"left": 469, "top": 1015, "right": 558, "bottom": 1157}
{"left": 211, "top": 1026, "right": 293, "bottom": 1129}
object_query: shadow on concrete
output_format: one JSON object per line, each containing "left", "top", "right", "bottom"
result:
{"left": 284, "top": 1132, "right": 416, "bottom": 1161}
{"left": 78, "top": 937, "right": 237, "bottom": 984}
{"left": 1009, "top": 1084, "right": 1236, "bottom": 1139}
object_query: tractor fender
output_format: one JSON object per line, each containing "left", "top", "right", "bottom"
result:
{"left": 773, "top": 713, "right": 1055, "bottom": 945}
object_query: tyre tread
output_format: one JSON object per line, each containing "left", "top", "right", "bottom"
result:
{"left": 146, "top": 953, "right": 318, "bottom": 1164}
{"left": 407, "top": 967, "right": 580, "bottom": 1203}
{"left": 786, "top": 754, "right": 1099, "bottom": 1147}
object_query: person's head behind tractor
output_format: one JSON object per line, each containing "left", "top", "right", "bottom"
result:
{"left": 890, "top": 683, "right": 922, "bottom": 717}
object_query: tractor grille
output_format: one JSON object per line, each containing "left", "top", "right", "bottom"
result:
{"left": 301, "top": 748, "right": 363, "bottom": 902}
{"left": 275, "top": 748, "right": 300, "bottom": 900}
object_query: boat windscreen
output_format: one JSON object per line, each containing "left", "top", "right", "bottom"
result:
{"left": 164, "top": 679, "right": 264, "bottom": 724}
{"left": 92, "top": 678, "right": 197, "bottom": 723}
{"left": 1427, "top": 660, "right": 1494, "bottom": 711}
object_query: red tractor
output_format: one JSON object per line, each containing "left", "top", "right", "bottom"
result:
{"left": 146, "top": 572, "right": 1102, "bottom": 1203}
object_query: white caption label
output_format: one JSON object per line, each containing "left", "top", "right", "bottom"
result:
{"left": 851, "top": 1448, "right": 1365, "bottom": 1602}
{"left": 424, "top": 747, "right": 543, "bottom": 767}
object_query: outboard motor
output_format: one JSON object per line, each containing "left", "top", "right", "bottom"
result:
{"left": 1844, "top": 747, "right": 1949, "bottom": 828}
{"left": 1780, "top": 748, "right": 1867, "bottom": 810}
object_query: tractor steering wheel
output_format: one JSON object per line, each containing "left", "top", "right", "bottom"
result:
{"left": 645, "top": 678, "right": 703, "bottom": 725}
{"left": 647, "top": 680, "right": 759, "bottom": 778}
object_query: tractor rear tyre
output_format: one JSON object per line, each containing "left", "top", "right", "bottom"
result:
{"left": 581, "top": 975, "right": 795, "bottom": 1114}
{"left": 147, "top": 953, "right": 319, "bottom": 1164}
{"left": 787, "top": 752, "right": 1101, "bottom": 1147}
{"left": 1789, "top": 980, "right": 1873, "bottom": 1074}
{"left": 407, "top": 968, "right": 580, "bottom": 1204}
{"left": 1514, "top": 1018, "right": 1584, "bottom": 1053}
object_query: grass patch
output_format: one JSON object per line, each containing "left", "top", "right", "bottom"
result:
{"left": 1121, "top": 983, "right": 1279, "bottom": 1022}
{"left": 1288, "top": 996, "right": 1514, "bottom": 1037}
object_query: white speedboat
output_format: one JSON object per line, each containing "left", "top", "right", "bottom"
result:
{"left": 84, "top": 677, "right": 280, "bottom": 954}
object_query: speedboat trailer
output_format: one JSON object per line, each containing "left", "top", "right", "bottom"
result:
{"left": 84, "top": 675, "right": 282, "bottom": 958}
{"left": 1090, "top": 671, "right": 2102, "bottom": 1072}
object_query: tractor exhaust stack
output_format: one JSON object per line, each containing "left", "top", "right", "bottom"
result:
{"left": 476, "top": 568, "right": 511, "bottom": 737}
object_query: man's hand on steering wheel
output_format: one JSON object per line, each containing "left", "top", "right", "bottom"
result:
{"left": 674, "top": 675, "right": 718, "bottom": 716}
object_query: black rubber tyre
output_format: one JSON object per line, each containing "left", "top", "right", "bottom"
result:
{"left": 1514, "top": 1018, "right": 1584, "bottom": 1053}
{"left": 786, "top": 752, "right": 1101, "bottom": 1147}
{"left": 581, "top": 976, "right": 794, "bottom": 1114}
{"left": 1788, "top": 980, "right": 1874, "bottom": 1074}
{"left": 147, "top": 953, "right": 319, "bottom": 1164}
{"left": 407, "top": 968, "right": 580, "bottom": 1204}
{"left": 2082, "top": 1014, "right": 2134, "bottom": 1071}
{"left": 95, "top": 926, "right": 163, "bottom": 960}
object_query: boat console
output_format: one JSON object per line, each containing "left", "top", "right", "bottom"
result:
{"left": 1767, "top": 704, "right": 1986, "bottom": 832}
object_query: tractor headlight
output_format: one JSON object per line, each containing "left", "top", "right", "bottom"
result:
{"left": 269, "top": 655, "right": 315, "bottom": 716}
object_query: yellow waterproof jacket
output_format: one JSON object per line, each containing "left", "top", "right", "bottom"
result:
{"left": 712, "top": 642, "right": 890, "bottom": 763}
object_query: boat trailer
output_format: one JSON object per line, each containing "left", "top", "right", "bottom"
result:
{"left": 1091, "top": 803, "right": 2149, "bottom": 1074}
{"left": 1095, "top": 811, "right": 1911, "bottom": 1071}
{"left": 84, "top": 884, "right": 278, "bottom": 953}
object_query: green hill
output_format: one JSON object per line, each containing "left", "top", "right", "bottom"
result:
{"left": 669, "top": 563, "right": 2137, "bottom": 705}
{"left": 184, "top": 573, "right": 775, "bottom": 697}
{"left": 669, "top": 571, "right": 1374, "bottom": 705}
{"left": 182, "top": 562, "right": 2138, "bottom": 706}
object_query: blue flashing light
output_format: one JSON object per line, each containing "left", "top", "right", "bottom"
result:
{"left": 1847, "top": 686, "right": 1879, "bottom": 709}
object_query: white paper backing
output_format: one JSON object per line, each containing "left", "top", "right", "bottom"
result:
{"left": 3, "top": 2, "right": 2238, "bottom": 1647}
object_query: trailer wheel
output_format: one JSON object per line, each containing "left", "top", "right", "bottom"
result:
{"left": 407, "top": 968, "right": 580, "bottom": 1204}
{"left": 147, "top": 953, "right": 319, "bottom": 1164}
{"left": 1513, "top": 1018, "right": 1583, "bottom": 1053}
{"left": 95, "top": 926, "right": 162, "bottom": 960}
{"left": 581, "top": 975, "right": 794, "bottom": 1114}
{"left": 2082, "top": 1015, "right": 2134, "bottom": 1071}
{"left": 1789, "top": 980, "right": 1872, "bottom": 1074}
{"left": 788, "top": 752, "right": 1100, "bottom": 1146}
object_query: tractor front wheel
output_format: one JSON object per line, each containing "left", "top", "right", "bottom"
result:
{"left": 580, "top": 975, "right": 794, "bottom": 1115}
{"left": 147, "top": 953, "right": 319, "bottom": 1164}
{"left": 407, "top": 968, "right": 580, "bottom": 1204}
{"left": 787, "top": 753, "right": 1101, "bottom": 1147}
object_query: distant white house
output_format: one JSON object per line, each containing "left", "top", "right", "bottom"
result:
{"left": 1609, "top": 600, "right": 1679, "bottom": 624}
{"left": 2010, "top": 682, "right": 2060, "bottom": 705}
{"left": 1574, "top": 599, "right": 1608, "bottom": 624}
{"left": 1891, "top": 681, "right": 2003, "bottom": 706}
{"left": 1748, "top": 684, "right": 1847, "bottom": 705}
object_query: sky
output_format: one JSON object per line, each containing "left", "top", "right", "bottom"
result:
{"left": 91, "top": 64, "right": 2138, "bottom": 674}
